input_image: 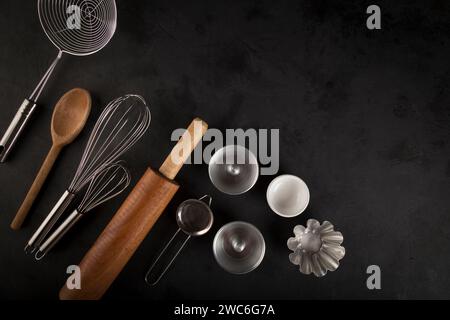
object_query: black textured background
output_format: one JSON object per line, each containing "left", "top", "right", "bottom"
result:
{"left": 1, "top": 0, "right": 450, "bottom": 300}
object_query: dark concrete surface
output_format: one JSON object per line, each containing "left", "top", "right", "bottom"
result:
{"left": 0, "top": 0, "right": 449, "bottom": 300}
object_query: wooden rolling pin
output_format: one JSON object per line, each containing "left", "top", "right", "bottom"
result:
{"left": 59, "top": 118, "right": 208, "bottom": 300}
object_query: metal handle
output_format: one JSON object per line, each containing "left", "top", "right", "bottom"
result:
{"left": 35, "top": 209, "right": 83, "bottom": 260}
{"left": 145, "top": 228, "right": 191, "bottom": 286}
{"left": 0, "top": 99, "right": 37, "bottom": 163}
{"left": 25, "top": 190, "right": 75, "bottom": 253}
{"left": 29, "top": 51, "right": 62, "bottom": 102}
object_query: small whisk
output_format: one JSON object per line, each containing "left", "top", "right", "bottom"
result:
{"left": 25, "top": 94, "right": 150, "bottom": 253}
{"left": 35, "top": 162, "right": 131, "bottom": 260}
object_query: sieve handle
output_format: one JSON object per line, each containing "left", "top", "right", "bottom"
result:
{"left": 145, "top": 229, "right": 191, "bottom": 286}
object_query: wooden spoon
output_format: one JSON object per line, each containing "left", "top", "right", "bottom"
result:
{"left": 10, "top": 88, "right": 91, "bottom": 230}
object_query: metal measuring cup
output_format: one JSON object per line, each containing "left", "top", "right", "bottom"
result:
{"left": 145, "top": 195, "right": 213, "bottom": 285}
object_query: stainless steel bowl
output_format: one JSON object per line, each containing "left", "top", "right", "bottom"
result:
{"left": 213, "top": 221, "right": 265, "bottom": 274}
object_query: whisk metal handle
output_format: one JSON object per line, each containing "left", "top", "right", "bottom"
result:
{"left": 25, "top": 190, "right": 75, "bottom": 253}
{"left": 11, "top": 144, "right": 63, "bottom": 230}
{"left": 35, "top": 209, "right": 83, "bottom": 260}
{"left": 145, "top": 228, "right": 191, "bottom": 286}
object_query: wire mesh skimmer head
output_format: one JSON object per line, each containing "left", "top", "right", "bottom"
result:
{"left": 69, "top": 94, "right": 151, "bottom": 194}
{"left": 78, "top": 161, "right": 130, "bottom": 214}
{"left": 38, "top": 0, "right": 117, "bottom": 56}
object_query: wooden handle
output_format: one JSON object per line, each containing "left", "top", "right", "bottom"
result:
{"left": 11, "top": 144, "right": 62, "bottom": 230}
{"left": 59, "top": 169, "right": 179, "bottom": 300}
{"left": 159, "top": 118, "right": 208, "bottom": 180}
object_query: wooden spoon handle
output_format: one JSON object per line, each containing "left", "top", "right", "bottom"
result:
{"left": 11, "top": 144, "right": 62, "bottom": 230}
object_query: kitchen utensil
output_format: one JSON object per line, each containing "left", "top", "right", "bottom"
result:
{"left": 287, "top": 219, "right": 345, "bottom": 277}
{"left": 145, "top": 195, "right": 213, "bottom": 285}
{"left": 35, "top": 162, "right": 130, "bottom": 260}
{"left": 213, "top": 221, "right": 265, "bottom": 274}
{"left": 209, "top": 145, "right": 259, "bottom": 195}
{"left": 0, "top": 0, "right": 117, "bottom": 162}
{"left": 11, "top": 88, "right": 91, "bottom": 230}
{"left": 267, "top": 174, "right": 310, "bottom": 217}
{"left": 59, "top": 118, "right": 208, "bottom": 300}
{"left": 25, "top": 94, "right": 150, "bottom": 253}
